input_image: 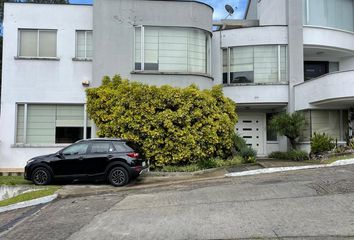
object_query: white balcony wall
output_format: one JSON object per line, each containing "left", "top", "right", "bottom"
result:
{"left": 294, "top": 70, "right": 354, "bottom": 110}
{"left": 223, "top": 85, "right": 288, "bottom": 105}
{"left": 220, "top": 26, "right": 288, "bottom": 49}
{"left": 303, "top": 27, "right": 354, "bottom": 52}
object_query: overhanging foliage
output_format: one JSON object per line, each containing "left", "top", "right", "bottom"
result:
{"left": 86, "top": 75, "right": 238, "bottom": 166}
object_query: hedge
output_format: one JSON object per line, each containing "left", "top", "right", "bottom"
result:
{"left": 86, "top": 75, "right": 238, "bottom": 166}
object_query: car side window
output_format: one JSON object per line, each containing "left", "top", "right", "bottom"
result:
{"left": 62, "top": 143, "right": 89, "bottom": 156}
{"left": 89, "top": 142, "right": 113, "bottom": 154}
{"left": 112, "top": 142, "right": 129, "bottom": 152}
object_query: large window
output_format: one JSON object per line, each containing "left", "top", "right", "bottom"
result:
{"left": 76, "top": 30, "right": 93, "bottom": 59}
{"left": 303, "top": 0, "right": 354, "bottom": 32}
{"left": 223, "top": 45, "right": 287, "bottom": 84}
{"left": 135, "top": 26, "right": 211, "bottom": 74}
{"left": 16, "top": 104, "right": 91, "bottom": 144}
{"left": 300, "top": 110, "right": 348, "bottom": 142}
{"left": 18, "top": 29, "right": 57, "bottom": 58}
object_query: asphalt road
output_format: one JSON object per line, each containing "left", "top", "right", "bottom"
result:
{"left": 1, "top": 165, "right": 354, "bottom": 239}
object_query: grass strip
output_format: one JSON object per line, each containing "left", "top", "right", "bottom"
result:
{"left": 0, "top": 186, "right": 60, "bottom": 207}
{"left": 0, "top": 176, "right": 31, "bottom": 185}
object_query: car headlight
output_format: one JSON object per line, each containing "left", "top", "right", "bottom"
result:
{"left": 26, "top": 159, "right": 36, "bottom": 164}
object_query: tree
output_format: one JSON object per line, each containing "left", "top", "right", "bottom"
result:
{"left": 269, "top": 112, "right": 306, "bottom": 149}
{"left": 86, "top": 75, "right": 238, "bottom": 166}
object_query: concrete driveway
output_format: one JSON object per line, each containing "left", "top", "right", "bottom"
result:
{"left": 1, "top": 164, "right": 354, "bottom": 239}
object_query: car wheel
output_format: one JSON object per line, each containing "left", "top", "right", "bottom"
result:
{"left": 108, "top": 166, "right": 129, "bottom": 187}
{"left": 32, "top": 167, "right": 52, "bottom": 185}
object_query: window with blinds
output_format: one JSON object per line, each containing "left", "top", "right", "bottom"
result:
{"left": 76, "top": 30, "right": 93, "bottom": 59}
{"left": 223, "top": 45, "right": 287, "bottom": 84}
{"left": 230, "top": 46, "right": 254, "bottom": 83}
{"left": 18, "top": 29, "right": 57, "bottom": 58}
{"left": 299, "top": 110, "right": 347, "bottom": 142}
{"left": 16, "top": 105, "right": 25, "bottom": 143}
{"left": 312, "top": 110, "right": 341, "bottom": 140}
{"left": 134, "top": 26, "right": 210, "bottom": 74}
{"left": 15, "top": 104, "right": 91, "bottom": 144}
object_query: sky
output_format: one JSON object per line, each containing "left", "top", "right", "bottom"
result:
{"left": 69, "top": 0, "right": 248, "bottom": 20}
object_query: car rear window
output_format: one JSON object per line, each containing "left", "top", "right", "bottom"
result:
{"left": 125, "top": 141, "right": 140, "bottom": 152}
{"left": 112, "top": 142, "right": 129, "bottom": 152}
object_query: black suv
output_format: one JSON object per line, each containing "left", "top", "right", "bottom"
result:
{"left": 24, "top": 139, "right": 148, "bottom": 187}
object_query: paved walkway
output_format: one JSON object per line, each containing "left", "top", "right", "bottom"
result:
{"left": 257, "top": 158, "right": 316, "bottom": 168}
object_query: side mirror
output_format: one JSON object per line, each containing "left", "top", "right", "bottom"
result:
{"left": 56, "top": 151, "right": 63, "bottom": 158}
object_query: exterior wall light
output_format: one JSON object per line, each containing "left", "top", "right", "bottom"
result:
{"left": 82, "top": 80, "right": 90, "bottom": 87}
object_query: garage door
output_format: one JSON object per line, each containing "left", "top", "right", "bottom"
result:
{"left": 236, "top": 113, "right": 265, "bottom": 156}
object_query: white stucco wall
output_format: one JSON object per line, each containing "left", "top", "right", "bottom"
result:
{"left": 294, "top": 70, "right": 354, "bottom": 110}
{"left": 257, "top": 0, "right": 287, "bottom": 26}
{"left": 340, "top": 57, "right": 354, "bottom": 71}
{"left": 220, "top": 26, "right": 288, "bottom": 48}
{"left": 303, "top": 27, "right": 354, "bottom": 52}
{"left": 223, "top": 85, "right": 289, "bottom": 105}
{"left": 0, "top": 3, "right": 93, "bottom": 168}
{"left": 93, "top": 0, "right": 214, "bottom": 90}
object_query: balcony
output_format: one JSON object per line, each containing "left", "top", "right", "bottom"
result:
{"left": 303, "top": 26, "right": 354, "bottom": 52}
{"left": 294, "top": 70, "right": 354, "bottom": 110}
{"left": 223, "top": 84, "right": 288, "bottom": 107}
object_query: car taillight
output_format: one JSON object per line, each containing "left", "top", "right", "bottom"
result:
{"left": 127, "top": 152, "right": 139, "bottom": 158}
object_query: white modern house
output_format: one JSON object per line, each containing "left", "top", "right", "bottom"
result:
{"left": 0, "top": 0, "right": 354, "bottom": 171}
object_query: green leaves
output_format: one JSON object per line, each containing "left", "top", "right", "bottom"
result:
{"left": 86, "top": 75, "right": 238, "bottom": 166}
{"left": 311, "top": 132, "right": 335, "bottom": 154}
{"left": 268, "top": 112, "right": 306, "bottom": 149}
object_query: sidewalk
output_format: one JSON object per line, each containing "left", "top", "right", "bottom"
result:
{"left": 226, "top": 158, "right": 354, "bottom": 177}
{"left": 257, "top": 158, "right": 317, "bottom": 168}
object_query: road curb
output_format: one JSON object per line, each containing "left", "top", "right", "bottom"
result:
{"left": 225, "top": 159, "right": 354, "bottom": 177}
{"left": 0, "top": 194, "right": 57, "bottom": 213}
{"left": 146, "top": 163, "right": 262, "bottom": 177}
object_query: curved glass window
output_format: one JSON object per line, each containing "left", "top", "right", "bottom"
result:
{"left": 135, "top": 26, "right": 211, "bottom": 75}
{"left": 223, "top": 45, "right": 287, "bottom": 84}
{"left": 303, "top": 0, "right": 354, "bottom": 32}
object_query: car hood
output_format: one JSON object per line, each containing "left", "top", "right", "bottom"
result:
{"left": 30, "top": 153, "right": 56, "bottom": 161}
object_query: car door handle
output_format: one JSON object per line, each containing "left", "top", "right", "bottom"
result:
{"left": 78, "top": 156, "right": 84, "bottom": 161}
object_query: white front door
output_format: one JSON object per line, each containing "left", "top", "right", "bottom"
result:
{"left": 236, "top": 113, "right": 265, "bottom": 156}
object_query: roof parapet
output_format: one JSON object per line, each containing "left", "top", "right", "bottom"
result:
{"left": 213, "top": 19, "right": 259, "bottom": 31}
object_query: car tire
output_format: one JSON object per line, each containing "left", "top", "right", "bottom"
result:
{"left": 32, "top": 167, "right": 52, "bottom": 185}
{"left": 108, "top": 166, "right": 129, "bottom": 187}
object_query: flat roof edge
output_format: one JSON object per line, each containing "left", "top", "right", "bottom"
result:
{"left": 4, "top": 2, "right": 92, "bottom": 6}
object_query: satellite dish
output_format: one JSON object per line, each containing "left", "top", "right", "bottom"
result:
{"left": 225, "top": 4, "right": 235, "bottom": 15}
{"left": 224, "top": 4, "right": 235, "bottom": 19}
